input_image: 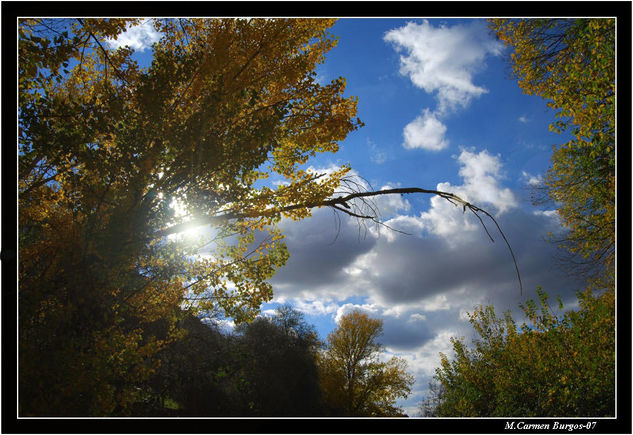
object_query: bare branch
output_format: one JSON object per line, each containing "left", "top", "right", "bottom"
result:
{"left": 149, "top": 183, "right": 523, "bottom": 294}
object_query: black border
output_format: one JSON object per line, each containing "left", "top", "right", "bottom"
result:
{"left": 3, "top": 1, "right": 631, "bottom": 434}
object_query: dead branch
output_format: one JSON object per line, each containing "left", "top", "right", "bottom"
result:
{"left": 150, "top": 183, "right": 523, "bottom": 294}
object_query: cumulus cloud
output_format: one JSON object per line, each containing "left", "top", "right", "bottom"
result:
{"left": 271, "top": 149, "right": 578, "bottom": 318}
{"left": 105, "top": 20, "right": 161, "bottom": 52}
{"left": 403, "top": 109, "right": 449, "bottom": 151}
{"left": 373, "top": 184, "right": 412, "bottom": 218}
{"left": 334, "top": 302, "right": 380, "bottom": 323}
{"left": 270, "top": 207, "right": 377, "bottom": 301}
{"left": 384, "top": 19, "right": 502, "bottom": 114}
{"left": 455, "top": 148, "right": 517, "bottom": 213}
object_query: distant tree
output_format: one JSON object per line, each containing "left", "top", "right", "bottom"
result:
{"left": 318, "top": 310, "right": 414, "bottom": 416}
{"left": 431, "top": 287, "right": 614, "bottom": 417}
{"left": 418, "top": 380, "right": 445, "bottom": 417}
{"left": 232, "top": 305, "right": 325, "bottom": 416}
{"left": 489, "top": 19, "right": 615, "bottom": 289}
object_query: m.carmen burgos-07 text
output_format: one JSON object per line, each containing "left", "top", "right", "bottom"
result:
{"left": 505, "top": 421, "right": 598, "bottom": 431}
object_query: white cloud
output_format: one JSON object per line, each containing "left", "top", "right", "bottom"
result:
{"left": 533, "top": 209, "right": 560, "bottom": 224}
{"left": 334, "top": 303, "right": 380, "bottom": 323}
{"left": 106, "top": 20, "right": 161, "bottom": 52}
{"left": 519, "top": 115, "right": 529, "bottom": 123}
{"left": 280, "top": 298, "right": 340, "bottom": 317}
{"left": 374, "top": 185, "right": 412, "bottom": 218}
{"left": 521, "top": 170, "right": 543, "bottom": 187}
{"left": 403, "top": 109, "right": 449, "bottom": 151}
{"left": 271, "top": 149, "right": 557, "bottom": 316}
{"left": 367, "top": 139, "right": 387, "bottom": 164}
{"left": 418, "top": 293, "right": 451, "bottom": 311}
{"left": 456, "top": 148, "right": 517, "bottom": 213}
{"left": 384, "top": 19, "right": 502, "bottom": 114}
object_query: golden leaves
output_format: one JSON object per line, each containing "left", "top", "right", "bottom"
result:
{"left": 20, "top": 17, "right": 364, "bottom": 414}
{"left": 319, "top": 310, "right": 414, "bottom": 416}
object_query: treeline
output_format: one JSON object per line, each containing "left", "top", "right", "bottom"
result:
{"left": 21, "top": 305, "right": 413, "bottom": 417}
{"left": 132, "top": 305, "right": 325, "bottom": 416}
{"left": 136, "top": 307, "right": 414, "bottom": 417}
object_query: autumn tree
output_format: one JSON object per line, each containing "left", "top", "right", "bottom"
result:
{"left": 18, "top": 17, "right": 364, "bottom": 416}
{"left": 318, "top": 310, "right": 414, "bottom": 416}
{"left": 489, "top": 19, "right": 615, "bottom": 289}
{"left": 427, "top": 287, "right": 614, "bottom": 417}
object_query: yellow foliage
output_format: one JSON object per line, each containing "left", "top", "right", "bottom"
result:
{"left": 19, "top": 18, "right": 360, "bottom": 415}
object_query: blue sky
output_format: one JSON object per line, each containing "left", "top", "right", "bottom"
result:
{"left": 108, "top": 18, "right": 583, "bottom": 416}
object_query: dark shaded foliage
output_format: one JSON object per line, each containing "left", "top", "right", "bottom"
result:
{"left": 136, "top": 306, "right": 325, "bottom": 416}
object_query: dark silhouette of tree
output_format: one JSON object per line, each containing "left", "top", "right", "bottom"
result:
{"left": 232, "top": 305, "right": 324, "bottom": 416}
{"left": 134, "top": 306, "right": 325, "bottom": 416}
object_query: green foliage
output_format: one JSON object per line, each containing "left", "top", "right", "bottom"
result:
{"left": 489, "top": 19, "right": 615, "bottom": 289}
{"left": 428, "top": 287, "right": 614, "bottom": 417}
{"left": 18, "top": 18, "right": 361, "bottom": 416}
{"left": 318, "top": 310, "right": 414, "bottom": 416}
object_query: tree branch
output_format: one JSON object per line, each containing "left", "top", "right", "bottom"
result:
{"left": 150, "top": 186, "right": 523, "bottom": 294}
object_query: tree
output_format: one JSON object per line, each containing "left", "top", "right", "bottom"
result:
{"left": 232, "top": 305, "right": 324, "bottom": 416}
{"left": 489, "top": 19, "right": 615, "bottom": 289}
{"left": 318, "top": 310, "right": 414, "bottom": 416}
{"left": 136, "top": 313, "right": 237, "bottom": 416}
{"left": 418, "top": 380, "right": 446, "bottom": 417}
{"left": 18, "top": 17, "right": 362, "bottom": 416}
{"left": 18, "top": 18, "right": 512, "bottom": 415}
{"left": 428, "top": 287, "right": 614, "bottom": 417}
{"left": 136, "top": 305, "right": 325, "bottom": 417}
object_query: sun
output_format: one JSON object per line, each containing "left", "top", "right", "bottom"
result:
{"left": 167, "top": 197, "right": 206, "bottom": 241}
